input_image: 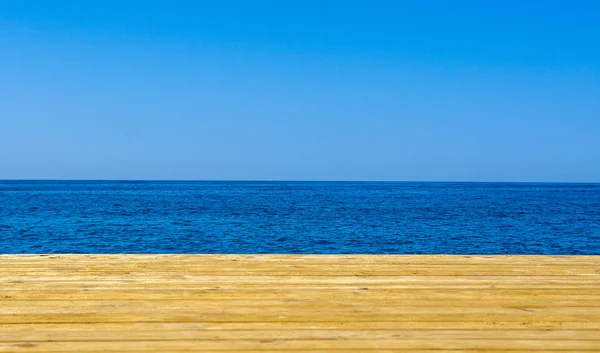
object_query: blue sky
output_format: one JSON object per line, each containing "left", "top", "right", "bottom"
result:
{"left": 1, "top": 1, "right": 599, "bottom": 181}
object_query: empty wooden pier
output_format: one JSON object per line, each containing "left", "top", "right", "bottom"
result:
{"left": 0, "top": 255, "right": 599, "bottom": 352}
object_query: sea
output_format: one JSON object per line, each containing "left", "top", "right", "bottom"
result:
{"left": 1, "top": 180, "right": 599, "bottom": 254}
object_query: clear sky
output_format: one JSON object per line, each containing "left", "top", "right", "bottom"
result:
{"left": 1, "top": 1, "right": 599, "bottom": 182}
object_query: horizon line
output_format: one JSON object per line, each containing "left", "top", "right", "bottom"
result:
{"left": 1, "top": 179, "right": 599, "bottom": 185}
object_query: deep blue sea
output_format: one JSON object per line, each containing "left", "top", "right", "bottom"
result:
{"left": 1, "top": 181, "right": 599, "bottom": 254}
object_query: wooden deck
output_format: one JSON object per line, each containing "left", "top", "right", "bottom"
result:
{"left": 0, "top": 255, "right": 599, "bottom": 352}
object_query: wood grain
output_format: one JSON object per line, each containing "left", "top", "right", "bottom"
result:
{"left": 0, "top": 255, "right": 598, "bottom": 352}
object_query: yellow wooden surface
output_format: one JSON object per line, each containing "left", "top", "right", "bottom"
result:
{"left": 0, "top": 255, "right": 598, "bottom": 352}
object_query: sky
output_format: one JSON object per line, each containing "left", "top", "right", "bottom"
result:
{"left": 0, "top": 1, "right": 599, "bottom": 182}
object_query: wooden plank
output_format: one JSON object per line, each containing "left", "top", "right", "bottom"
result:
{"left": 2, "top": 288, "right": 599, "bottom": 301}
{"left": 2, "top": 298, "right": 599, "bottom": 307}
{"left": 2, "top": 254, "right": 598, "bottom": 263}
{"left": 1, "top": 338, "right": 599, "bottom": 351}
{"left": 2, "top": 305, "right": 600, "bottom": 316}
{"left": 2, "top": 312, "right": 600, "bottom": 324}
{"left": 1, "top": 350, "right": 586, "bottom": 353}
{"left": 3, "top": 275, "right": 600, "bottom": 283}
{"left": 2, "top": 321, "right": 600, "bottom": 330}
{"left": 2, "top": 269, "right": 597, "bottom": 277}
{"left": 5, "top": 281, "right": 595, "bottom": 287}
{"left": 3, "top": 329, "right": 600, "bottom": 341}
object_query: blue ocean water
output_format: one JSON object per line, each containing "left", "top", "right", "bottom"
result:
{"left": 0, "top": 181, "right": 599, "bottom": 254}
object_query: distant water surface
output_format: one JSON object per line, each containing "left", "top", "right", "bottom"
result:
{"left": 1, "top": 181, "right": 599, "bottom": 254}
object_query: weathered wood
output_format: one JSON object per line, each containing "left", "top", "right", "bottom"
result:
{"left": 0, "top": 338, "right": 599, "bottom": 351}
{"left": 0, "top": 255, "right": 598, "bottom": 351}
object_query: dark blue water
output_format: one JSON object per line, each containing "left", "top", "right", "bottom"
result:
{"left": 1, "top": 181, "right": 599, "bottom": 254}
